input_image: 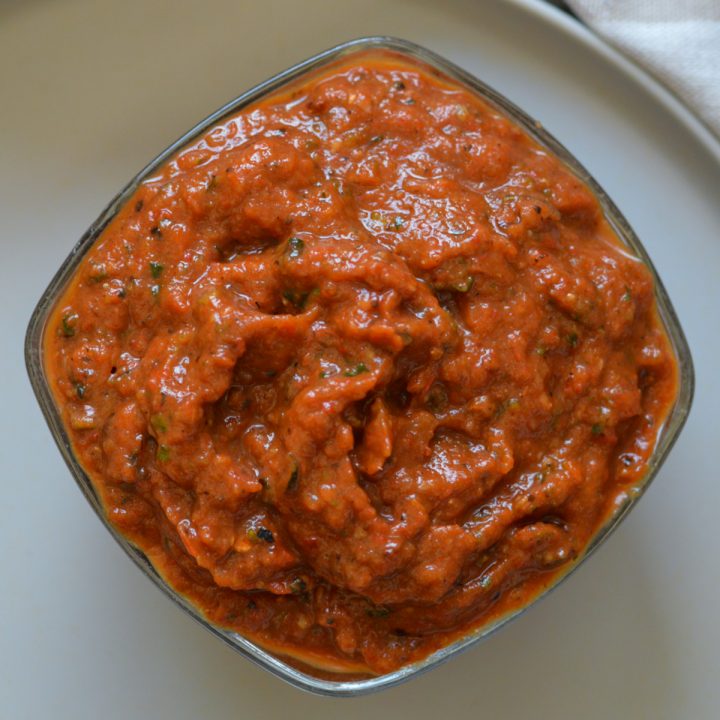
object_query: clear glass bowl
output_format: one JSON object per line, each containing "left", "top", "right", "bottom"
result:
{"left": 25, "top": 36, "right": 694, "bottom": 696}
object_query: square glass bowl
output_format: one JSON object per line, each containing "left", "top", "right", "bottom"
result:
{"left": 25, "top": 36, "right": 694, "bottom": 696}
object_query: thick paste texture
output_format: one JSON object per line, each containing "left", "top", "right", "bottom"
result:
{"left": 48, "top": 52, "right": 677, "bottom": 673}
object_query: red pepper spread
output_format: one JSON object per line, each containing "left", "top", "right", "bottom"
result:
{"left": 47, "top": 51, "right": 678, "bottom": 674}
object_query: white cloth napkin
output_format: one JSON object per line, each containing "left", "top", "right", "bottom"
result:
{"left": 562, "top": 0, "right": 720, "bottom": 138}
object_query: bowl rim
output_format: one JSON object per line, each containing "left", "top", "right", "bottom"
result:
{"left": 25, "top": 35, "right": 695, "bottom": 697}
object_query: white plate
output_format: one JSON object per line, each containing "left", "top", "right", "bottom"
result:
{"left": 1, "top": 0, "right": 718, "bottom": 718}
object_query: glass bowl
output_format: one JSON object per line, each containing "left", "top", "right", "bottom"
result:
{"left": 25, "top": 36, "right": 694, "bottom": 696}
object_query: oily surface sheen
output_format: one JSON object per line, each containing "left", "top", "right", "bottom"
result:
{"left": 47, "top": 52, "right": 677, "bottom": 674}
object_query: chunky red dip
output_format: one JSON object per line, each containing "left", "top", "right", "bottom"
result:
{"left": 47, "top": 50, "right": 678, "bottom": 674}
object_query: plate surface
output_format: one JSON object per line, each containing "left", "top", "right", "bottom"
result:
{"left": 2, "top": 0, "right": 719, "bottom": 717}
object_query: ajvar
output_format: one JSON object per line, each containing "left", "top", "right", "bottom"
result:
{"left": 47, "top": 51, "right": 678, "bottom": 674}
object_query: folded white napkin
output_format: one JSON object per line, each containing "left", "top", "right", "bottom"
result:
{"left": 563, "top": 0, "right": 720, "bottom": 137}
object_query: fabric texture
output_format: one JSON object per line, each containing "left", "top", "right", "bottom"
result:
{"left": 564, "top": 0, "right": 720, "bottom": 137}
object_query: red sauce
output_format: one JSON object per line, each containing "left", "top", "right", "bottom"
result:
{"left": 46, "top": 50, "right": 678, "bottom": 674}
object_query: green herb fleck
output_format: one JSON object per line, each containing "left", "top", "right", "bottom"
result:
{"left": 89, "top": 264, "right": 108, "bottom": 283}
{"left": 287, "top": 236, "right": 304, "bottom": 259}
{"left": 393, "top": 80, "right": 406, "bottom": 90}
{"left": 591, "top": 423, "right": 604, "bottom": 436}
{"left": 256, "top": 527, "right": 274, "bottom": 544}
{"left": 149, "top": 261, "right": 164, "bottom": 278}
{"left": 344, "top": 363, "right": 369, "bottom": 377}
{"left": 73, "top": 382, "right": 86, "bottom": 399}
{"left": 426, "top": 384, "right": 449, "bottom": 412}
{"left": 452, "top": 276, "right": 474, "bottom": 293}
{"left": 60, "top": 313, "right": 78, "bottom": 337}
{"left": 156, "top": 444, "right": 170, "bottom": 462}
{"left": 151, "top": 414, "right": 168, "bottom": 433}
{"left": 535, "top": 346, "right": 547, "bottom": 356}
{"left": 304, "top": 287, "right": 320, "bottom": 306}
{"left": 567, "top": 332, "right": 579, "bottom": 348}
{"left": 366, "top": 605, "right": 391, "bottom": 618}
{"left": 496, "top": 396, "right": 520, "bottom": 418}
{"left": 289, "top": 577, "right": 307, "bottom": 595}
{"left": 391, "top": 216, "right": 404, "bottom": 231}
{"left": 622, "top": 287, "right": 632, "bottom": 302}
{"left": 370, "top": 134, "right": 384, "bottom": 144}
{"left": 282, "top": 289, "right": 310, "bottom": 308}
